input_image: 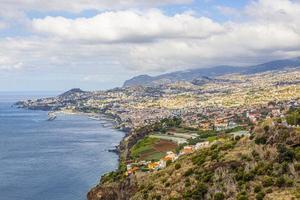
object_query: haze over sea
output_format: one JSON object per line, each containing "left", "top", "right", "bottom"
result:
{"left": 0, "top": 92, "right": 124, "bottom": 200}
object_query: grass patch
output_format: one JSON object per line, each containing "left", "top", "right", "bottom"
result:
{"left": 207, "top": 136, "right": 218, "bottom": 142}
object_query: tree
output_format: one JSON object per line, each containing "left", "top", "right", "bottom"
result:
{"left": 191, "top": 182, "right": 208, "bottom": 199}
{"left": 175, "top": 163, "right": 181, "bottom": 170}
{"left": 214, "top": 192, "right": 225, "bottom": 200}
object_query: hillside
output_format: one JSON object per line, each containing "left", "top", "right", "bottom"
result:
{"left": 123, "top": 57, "right": 300, "bottom": 87}
{"left": 88, "top": 119, "right": 300, "bottom": 200}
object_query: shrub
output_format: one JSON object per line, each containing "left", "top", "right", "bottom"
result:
{"left": 237, "top": 191, "right": 248, "bottom": 200}
{"left": 214, "top": 192, "right": 225, "bottom": 200}
{"left": 275, "top": 176, "right": 285, "bottom": 187}
{"left": 165, "top": 182, "right": 170, "bottom": 187}
{"left": 148, "top": 184, "right": 154, "bottom": 190}
{"left": 295, "top": 147, "right": 300, "bottom": 161}
{"left": 286, "top": 109, "right": 300, "bottom": 125}
{"left": 254, "top": 162, "right": 273, "bottom": 176}
{"left": 255, "top": 136, "right": 267, "bottom": 145}
{"left": 243, "top": 172, "right": 255, "bottom": 181}
{"left": 285, "top": 178, "right": 294, "bottom": 187}
{"left": 277, "top": 144, "right": 295, "bottom": 162}
{"left": 280, "top": 162, "right": 289, "bottom": 174}
{"left": 262, "top": 176, "right": 274, "bottom": 187}
{"left": 185, "top": 181, "right": 191, "bottom": 187}
{"left": 219, "top": 142, "right": 235, "bottom": 151}
{"left": 211, "top": 150, "right": 220, "bottom": 160}
{"left": 154, "top": 195, "right": 161, "bottom": 200}
{"left": 254, "top": 185, "right": 262, "bottom": 193}
{"left": 294, "top": 163, "right": 300, "bottom": 171}
{"left": 175, "top": 163, "right": 181, "bottom": 170}
{"left": 184, "top": 168, "right": 194, "bottom": 177}
{"left": 192, "top": 152, "right": 207, "bottom": 166}
{"left": 202, "top": 172, "right": 213, "bottom": 183}
{"left": 166, "top": 160, "right": 172, "bottom": 167}
{"left": 263, "top": 125, "right": 269, "bottom": 132}
{"left": 143, "top": 193, "right": 149, "bottom": 199}
{"left": 252, "top": 150, "right": 260, "bottom": 159}
{"left": 193, "top": 182, "right": 208, "bottom": 197}
{"left": 255, "top": 192, "right": 265, "bottom": 200}
{"left": 265, "top": 188, "right": 272, "bottom": 193}
{"left": 235, "top": 170, "right": 255, "bottom": 182}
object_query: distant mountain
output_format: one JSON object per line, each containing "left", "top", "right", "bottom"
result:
{"left": 123, "top": 57, "right": 300, "bottom": 87}
{"left": 59, "top": 88, "right": 86, "bottom": 98}
{"left": 243, "top": 57, "right": 300, "bottom": 74}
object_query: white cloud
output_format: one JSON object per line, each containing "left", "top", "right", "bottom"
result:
{"left": 1, "top": 0, "right": 300, "bottom": 75}
{"left": 32, "top": 10, "right": 224, "bottom": 43}
{"left": 246, "top": 0, "right": 300, "bottom": 22}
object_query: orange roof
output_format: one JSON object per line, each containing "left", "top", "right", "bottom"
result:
{"left": 163, "top": 156, "right": 173, "bottom": 161}
{"left": 184, "top": 146, "right": 194, "bottom": 150}
{"left": 148, "top": 162, "right": 160, "bottom": 169}
{"left": 132, "top": 167, "right": 139, "bottom": 172}
{"left": 181, "top": 148, "right": 194, "bottom": 154}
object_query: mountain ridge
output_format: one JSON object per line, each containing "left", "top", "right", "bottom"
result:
{"left": 123, "top": 57, "right": 300, "bottom": 87}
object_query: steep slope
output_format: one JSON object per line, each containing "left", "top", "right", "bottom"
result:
{"left": 88, "top": 123, "right": 300, "bottom": 200}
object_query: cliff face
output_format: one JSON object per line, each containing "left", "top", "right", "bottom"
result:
{"left": 87, "top": 176, "right": 138, "bottom": 200}
{"left": 87, "top": 126, "right": 153, "bottom": 200}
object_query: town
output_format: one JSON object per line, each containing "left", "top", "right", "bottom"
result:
{"left": 16, "top": 67, "right": 300, "bottom": 200}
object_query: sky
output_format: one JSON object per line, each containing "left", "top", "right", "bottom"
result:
{"left": 0, "top": 0, "right": 300, "bottom": 91}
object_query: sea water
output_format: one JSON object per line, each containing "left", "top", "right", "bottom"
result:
{"left": 0, "top": 92, "right": 124, "bottom": 200}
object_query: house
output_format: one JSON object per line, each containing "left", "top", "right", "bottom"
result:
{"left": 195, "top": 141, "right": 210, "bottom": 150}
{"left": 159, "top": 156, "right": 172, "bottom": 169}
{"left": 199, "top": 121, "right": 212, "bottom": 130}
{"left": 159, "top": 151, "right": 178, "bottom": 168}
{"left": 165, "top": 151, "right": 178, "bottom": 161}
{"left": 215, "top": 122, "right": 228, "bottom": 131}
{"left": 126, "top": 166, "right": 139, "bottom": 176}
{"left": 148, "top": 162, "right": 160, "bottom": 170}
{"left": 180, "top": 145, "right": 194, "bottom": 155}
{"left": 126, "top": 164, "right": 132, "bottom": 170}
{"left": 228, "top": 121, "right": 238, "bottom": 129}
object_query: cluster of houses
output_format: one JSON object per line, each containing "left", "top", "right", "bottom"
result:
{"left": 178, "top": 99, "right": 300, "bottom": 132}
{"left": 125, "top": 141, "right": 210, "bottom": 176}
{"left": 124, "top": 100, "right": 300, "bottom": 176}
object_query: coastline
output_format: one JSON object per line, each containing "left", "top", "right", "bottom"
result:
{"left": 52, "top": 109, "right": 127, "bottom": 154}
{"left": 57, "top": 110, "right": 133, "bottom": 198}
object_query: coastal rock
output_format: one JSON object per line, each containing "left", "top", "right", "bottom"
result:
{"left": 87, "top": 175, "right": 138, "bottom": 200}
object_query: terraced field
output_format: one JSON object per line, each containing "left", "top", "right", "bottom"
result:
{"left": 149, "top": 128, "right": 199, "bottom": 144}
{"left": 130, "top": 137, "right": 177, "bottom": 161}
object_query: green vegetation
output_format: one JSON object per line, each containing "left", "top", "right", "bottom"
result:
{"left": 197, "top": 130, "right": 218, "bottom": 138}
{"left": 131, "top": 136, "right": 177, "bottom": 161}
{"left": 255, "top": 192, "right": 265, "bottom": 200}
{"left": 96, "top": 119, "right": 300, "bottom": 200}
{"left": 131, "top": 137, "right": 159, "bottom": 158}
{"left": 214, "top": 192, "right": 225, "bottom": 200}
{"left": 286, "top": 108, "right": 300, "bottom": 125}
{"left": 175, "top": 163, "right": 181, "bottom": 170}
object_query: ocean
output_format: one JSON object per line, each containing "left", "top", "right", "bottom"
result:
{"left": 0, "top": 92, "right": 124, "bottom": 200}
